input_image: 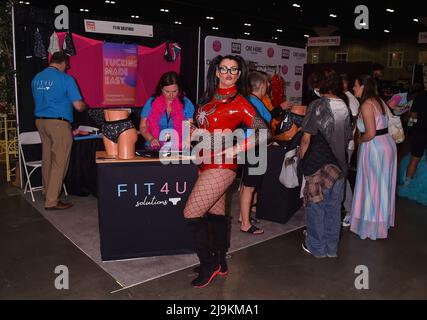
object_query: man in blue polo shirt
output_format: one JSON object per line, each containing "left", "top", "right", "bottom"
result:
{"left": 32, "top": 51, "right": 87, "bottom": 210}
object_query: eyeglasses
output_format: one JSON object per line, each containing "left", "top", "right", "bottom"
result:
{"left": 218, "top": 66, "right": 240, "bottom": 75}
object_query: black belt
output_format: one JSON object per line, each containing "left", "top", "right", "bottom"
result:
{"left": 36, "top": 116, "right": 70, "bottom": 123}
{"left": 376, "top": 128, "right": 388, "bottom": 136}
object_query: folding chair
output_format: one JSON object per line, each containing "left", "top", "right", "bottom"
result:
{"left": 19, "top": 131, "right": 68, "bottom": 202}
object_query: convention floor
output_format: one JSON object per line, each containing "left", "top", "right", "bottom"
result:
{"left": 1, "top": 174, "right": 426, "bottom": 300}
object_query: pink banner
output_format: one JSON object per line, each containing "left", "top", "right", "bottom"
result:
{"left": 56, "top": 33, "right": 181, "bottom": 108}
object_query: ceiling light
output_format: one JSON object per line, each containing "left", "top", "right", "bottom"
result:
{"left": 174, "top": 21, "right": 182, "bottom": 25}
{"left": 105, "top": 0, "right": 110, "bottom": 3}
{"left": 360, "top": 22, "right": 367, "bottom": 26}
{"left": 25, "top": 1, "right": 30, "bottom": 4}
{"left": 293, "top": 3, "right": 301, "bottom": 8}
{"left": 329, "top": 14, "right": 337, "bottom": 18}
{"left": 131, "top": 15, "right": 139, "bottom": 18}
{"left": 386, "top": 8, "right": 394, "bottom": 13}
{"left": 206, "top": 16, "right": 214, "bottom": 20}
{"left": 80, "top": 8, "right": 84, "bottom": 11}
{"left": 413, "top": 18, "right": 419, "bottom": 22}
{"left": 85, "top": 9, "right": 89, "bottom": 12}
{"left": 19, "top": 0, "right": 24, "bottom": 3}
{"left": 160, "top": 8, "right": 170, "bottom": 12}
{"left": 276, "top": 29, "right": 283, "bottom": 32}
{"left": 110, "top": 1, "right": 115, "bottom": 3}
{"left": 304, "top": 34, "right": 310, "bottom": 38}
{"left": 244, "top": 23, "right": 251, "bottom": 27}
{"left": 244, "top": 32, "right": 250, "bottom": 36}
{"left": 384, "top": 29, "right": 390, "bottom": 33}
{"left": 272, "top": 37, "right": 278, "bottom": 40}
{"left": 212, "top": 27, "right": 219, "bottom": 30}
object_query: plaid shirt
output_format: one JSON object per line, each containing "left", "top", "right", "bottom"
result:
{"left": 303, "top": 164, "right": 342, "bottom": 206}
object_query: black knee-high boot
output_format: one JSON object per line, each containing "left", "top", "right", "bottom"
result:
{"left": 208, "top": 214, "right": 229, "bottom": 275}
{"left": 192, "top": 214, "right": 229, "bottom": 275}
{"left": 187, "top": 217, "right": 220, "bottom": 288}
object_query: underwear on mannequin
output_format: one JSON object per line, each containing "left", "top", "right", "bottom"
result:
{"left": 102, "top": 118, "right": 134, "bottom": 143}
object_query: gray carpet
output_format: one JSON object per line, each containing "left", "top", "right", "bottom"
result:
{"left": 24, "top": 186, "right": 305, "bottom": 291}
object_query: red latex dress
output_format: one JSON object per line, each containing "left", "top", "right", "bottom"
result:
{"left": 195, "top": 86, "right": 259, "bottom": 171}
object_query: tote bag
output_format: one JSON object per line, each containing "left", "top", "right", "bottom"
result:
{"left": 386, "top": 106, "right": 405, "bottom": 143}
{"left": 279, "top": 148, "right": 299, "bottom": 188}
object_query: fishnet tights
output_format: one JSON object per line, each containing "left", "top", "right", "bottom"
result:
{"left": 184, "top": 169, "right": 236, "bottom": 218}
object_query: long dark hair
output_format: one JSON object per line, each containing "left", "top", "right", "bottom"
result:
{"left": 199, "top": 55, "right": 249, "bottom": 105}
{"left": 153, "top": 71, "right": 185, "bottom": 102}
{"left": 356, "top": 74, "right": 385, "bottom": 114}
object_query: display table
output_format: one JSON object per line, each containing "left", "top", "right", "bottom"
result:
{"left": 96, "top": 151, "right": 199, "bottom": 261}
{"left": 256, "top": 145, "right": 302, "bottom": 224}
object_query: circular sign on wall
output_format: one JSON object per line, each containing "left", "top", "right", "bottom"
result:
{"left": 267, "top": 47, "right": 275, "bottom": 58}
{"left": 282, "top": 65, "right": 289, "bottom": 75}
{"left": 213, "top": 40, "right": 222, "bottom": 52}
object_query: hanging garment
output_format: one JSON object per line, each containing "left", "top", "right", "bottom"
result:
{"left": 271, "top": 73, "right": 285, "bottom": 107}
{"left": 23, "top": 25, "right": 33, "bottom": 59}
{"left": 63, "top": 31, "right": 77, "bottom": 56}
{"left": 164, "top": 41, "right": 181, "bottom": 62}
{"left": 34, "top": 28, "right": 47, "bottom": 59}
{"left": 48, "top": 31, "right": 60, "bottom": 55}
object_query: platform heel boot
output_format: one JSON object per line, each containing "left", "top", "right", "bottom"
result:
{"left": 208, "top": 213, "right": 229, "bottom": 276}
{"left": 187, "top": 217, "right": 220, "bottom": 288}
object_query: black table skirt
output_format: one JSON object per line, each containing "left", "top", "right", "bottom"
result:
{"left": 65, "top": 138, "right": 105, "bottom": 196}
{"left": 256, "top": 145, "right": 302, "bottom": 224}
{"left": 97, "top": 161, "right": 199, "bottom": 260}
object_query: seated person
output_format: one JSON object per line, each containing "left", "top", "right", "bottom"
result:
{"left": 139, "top": 71, "right": 195, "bottom": 150}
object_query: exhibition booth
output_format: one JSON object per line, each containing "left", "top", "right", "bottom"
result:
{"left": 14, "top": 4, "right": 307, "bottom": 260}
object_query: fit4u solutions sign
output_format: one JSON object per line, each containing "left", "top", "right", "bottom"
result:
{"left": 84, "top": 19, "right": 153, "bottom": 37}
{"left": 97, "top": 161, "right": 199, "bottom": 261}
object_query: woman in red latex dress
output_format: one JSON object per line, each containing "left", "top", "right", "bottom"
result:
{"left": 183, "top": 55, "right": 271, "bottom": 288}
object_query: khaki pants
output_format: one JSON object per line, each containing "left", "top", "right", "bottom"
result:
{"left": 35, "top": 119, "right": 73, "bottom": 207}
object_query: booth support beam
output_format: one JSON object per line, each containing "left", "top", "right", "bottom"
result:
{"left": 196, "top": 26, "right": 201, "bottom": 103}
{"left": 11, "top": 4, "right": 22, "bottom": 188}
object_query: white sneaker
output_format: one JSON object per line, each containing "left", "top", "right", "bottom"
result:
{"left": 302, "top": 242, "right": 326, "bottom": 258}
{"left": 342, "top": 220, "right": 350, "bottom": 227}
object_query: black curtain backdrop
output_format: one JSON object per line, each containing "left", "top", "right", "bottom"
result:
{"left": 14, "top": 5, "right": 199, "bottom": 133}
